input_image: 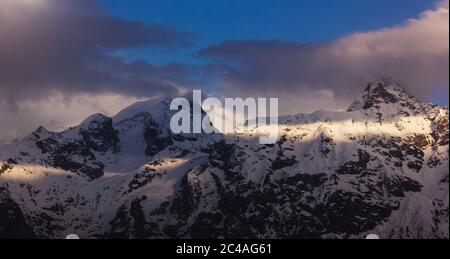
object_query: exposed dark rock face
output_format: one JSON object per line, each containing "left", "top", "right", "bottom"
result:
{"left": 79, "top": 114, "right": 120, "bottom": 153}
{"left": 0, "top": 188, "right": 36, "bottom": 239}
{"left": 29, "top": 115, "right": 122, "bottom": 179}
{"left": 430, "top": 109, "right": 449, "bottom": 147}
{"left": 385, "top": 175, "right": 422, "bottom": 198}
{"left": 207, "top": 140, "right": 240, "bottom": 175}
{"left": 365, "top": 136, "right": 425, "bottom": 173}
{"left": 0, "top": 161, "right": 13, "bottom": 175}
{"left": 337, "top": 149, "right": 371, "bottom": 175}
{"left": 359, "top": 83, "right": 401, "bottom": 110}
{"left": 109, "top": 196, "right": 159, "bottom": 239}
{"left": 50, "top": 142, "right": 105, "bottom": 180}
{"left": 35, "top": 136, "right": 106, "bottom": 180}
{"left": 144, "top": 118, "right": 173, "bottom": 156}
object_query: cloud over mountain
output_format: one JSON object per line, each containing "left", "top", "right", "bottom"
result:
{"left": 200, "top": 1, "right": 449, "bottom": 108}
{"left": 0, "top": 0, "right": 196, "bottom": 104}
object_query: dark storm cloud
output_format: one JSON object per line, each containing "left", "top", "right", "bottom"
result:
{"left": 0, "top": 0, "right": 196, "bottom": 104}
{"left": 199, "top": 40, "right": 326, "bottom": 92}
{"left": 200, "top": 3, "right": 449, "bottom": 100}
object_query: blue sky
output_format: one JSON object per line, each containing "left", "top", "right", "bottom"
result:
{"left": 102, "top": 0, "right": 435, "bottom": 64}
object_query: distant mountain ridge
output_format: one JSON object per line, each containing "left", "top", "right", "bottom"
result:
{"left": 0, "top": 80, "right": 448, "bottom": 239}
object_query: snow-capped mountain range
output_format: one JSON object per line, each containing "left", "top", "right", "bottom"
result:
{"left": 0, "top": 81, "right": 448, "bottom": 239}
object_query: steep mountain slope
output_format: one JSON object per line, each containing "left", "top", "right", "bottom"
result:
{"left": 0, "top": 81, "right": 448, "bottom": 239}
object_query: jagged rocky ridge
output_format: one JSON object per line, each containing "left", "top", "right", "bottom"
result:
{"left": 0, "top": 81, "right": 448, "bottom": 239}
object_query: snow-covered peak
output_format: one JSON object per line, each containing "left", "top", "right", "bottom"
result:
{"left": 112, "top": 97, "right": 172, "bottom": 125}
{"left": 18, "top": 126, "right": 55, "bottom": 145}
{"left": 30, "top": 126, "right": 52, "bottom": 139}
{"left": 79, "top": 113, "right": 112, "bottom": 130}
{"left": 348, "top": 80, "right": 414, "bottom": 111}
{"left": 347, "top": 80, "right": 436, "bottom": 119}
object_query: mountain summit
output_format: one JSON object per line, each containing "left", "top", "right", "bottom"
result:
{"left": 347, "top": 80, "right": 435, "bottom": 116}
{"left": 0, "top": 82, "right": 448, "bottom": 239}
